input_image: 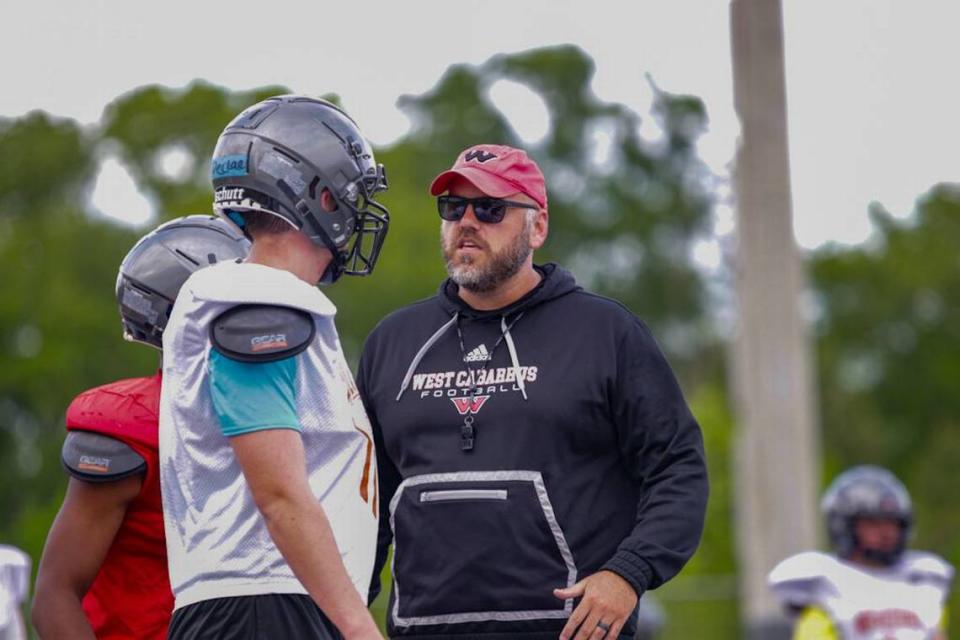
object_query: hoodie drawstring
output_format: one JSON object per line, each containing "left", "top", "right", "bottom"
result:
{"left": 395, "top": 313, "right": 459, "bottom": 401}
{"left": 395, "top": 311, "right": 529, "bottom": 402}
{"left": 502, "top": 316, "right": 528, "bottom": 400}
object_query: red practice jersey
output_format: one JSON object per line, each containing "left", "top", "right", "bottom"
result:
{"left": 65, "top": 372, "right": 172, "bottom": 639}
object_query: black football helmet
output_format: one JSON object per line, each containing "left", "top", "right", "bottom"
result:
{"left": 821, "top": 465, "right": 913, "bottom": 566}
{"left": 210, "top": 95, "right": 389, "bottom": 283}
{"left": 117, "top": 215, "right": 250, "bottom": 349}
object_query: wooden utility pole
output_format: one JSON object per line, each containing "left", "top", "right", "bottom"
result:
{"left": 729, "top": 1, "right": 820, "bottom": 637}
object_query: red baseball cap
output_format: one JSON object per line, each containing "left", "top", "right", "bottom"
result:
{"left": 429, "top": 144, "right": 547, "bottom": 208}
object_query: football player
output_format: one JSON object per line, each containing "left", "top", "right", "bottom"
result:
{"left": 160, "top": 96, "right": 389, "bottom": 639}
{"left": 32, "top": 216, "right": 248, "bottom": 639}
{"left": 769, "top": 465, "right": 953, "bottom": 639}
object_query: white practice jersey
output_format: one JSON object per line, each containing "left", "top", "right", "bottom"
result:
{"left": 769, "top": 550, "right": 953, "bottom": 639}
{"left": 0, "top": 545, "right": 30, "bottom": 640}
{"left": 159, "top": 261, "right": 378, "bottom": 610}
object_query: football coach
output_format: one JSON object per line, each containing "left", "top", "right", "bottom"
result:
{"left": 358, "top": 144, "right": 708, "bottom": 640}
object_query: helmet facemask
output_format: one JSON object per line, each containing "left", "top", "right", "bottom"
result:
{"left": 856, "top": 518, "right": 911, "bottom": 567}
{"left": 117, "top": 276, "right": 175, "bottom": 348}
{"left": 329, "top": 162, "right": 389, "bottom": 282}
{"left": 822, "top": 465, "right": 914, "bottom": 567}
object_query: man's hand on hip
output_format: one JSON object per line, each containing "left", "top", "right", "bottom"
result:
{"left": 554, "top": 570, "right": 639, "bottom": 640}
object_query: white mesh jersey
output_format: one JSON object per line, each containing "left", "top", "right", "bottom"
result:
{"left": 0, "top": 545, "right": 30, "bottom": 640}
{"left": 159, "top": 261, "right": 378, "bottom": 610}
{"left": 769, "top": 550, "right": 954, "bottom": 639}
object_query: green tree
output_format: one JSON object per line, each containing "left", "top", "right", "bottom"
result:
{"left": 810, "top": 184, "right": 960, "bottom": 621}
{"left": 1, "top": 113, "right": 134, "bottom": 559}
{"left": 100, "top": 82, "right": 289, "bottom": 217}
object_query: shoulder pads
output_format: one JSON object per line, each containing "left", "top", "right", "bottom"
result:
{"left": 211, "top": 304, "right": 315, "bottom": 363}
{"left": 769, "top": 551, "right": 836, "bottom": 585}
{"left": 768, "top": 552, "right": 836, "bottom": 608}
{"left": 62, "top": 431, "right": 146, "bottom": 482}
{"left": 903, "top": 551, "right": 955, "bottom": 584}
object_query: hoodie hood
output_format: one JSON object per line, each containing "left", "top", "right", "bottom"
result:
{"left": 437, "top": 262, "right": 581, "bottom": 319}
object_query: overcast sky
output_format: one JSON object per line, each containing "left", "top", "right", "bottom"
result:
{"left": 3, "top": 0, "right": 958, "bottom": 251}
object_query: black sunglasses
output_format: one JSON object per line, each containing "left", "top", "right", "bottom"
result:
{"left": 437, "top": 195, "right": 538, "bottom": 224}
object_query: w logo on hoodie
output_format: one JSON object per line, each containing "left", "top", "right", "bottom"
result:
{"left": 451, "top": 396, "right": 489, "bottom": 415}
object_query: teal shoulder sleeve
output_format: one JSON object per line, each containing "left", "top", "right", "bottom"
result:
{"left": 208, "top": 350, "right": 300, "bottom": 437}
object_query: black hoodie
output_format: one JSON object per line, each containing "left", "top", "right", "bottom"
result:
{"left": 358, "top": 264, "right": 707, "bottom": 639}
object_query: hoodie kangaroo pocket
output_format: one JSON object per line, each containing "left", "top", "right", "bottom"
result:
{"left": 389, "top": 470, "right": 578, "bottom": 627}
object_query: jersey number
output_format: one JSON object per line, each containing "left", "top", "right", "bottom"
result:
{"left": 354, "top": 422, "right": 378, "bottom": 516}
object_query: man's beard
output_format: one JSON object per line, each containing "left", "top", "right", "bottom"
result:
{"left": 442, "top": 222, "right": 532, "bottom": 293}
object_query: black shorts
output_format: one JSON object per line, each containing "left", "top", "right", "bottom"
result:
{"left": 168, "top": 593, "right": 343, "bottom": 640}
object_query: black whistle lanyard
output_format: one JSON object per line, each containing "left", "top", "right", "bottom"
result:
{"left": 454, "top": 312, "right": 524, "bottom": 452}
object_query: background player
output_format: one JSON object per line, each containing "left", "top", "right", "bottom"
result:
{"left": 31, "top": 216, "right": 248, "bottom": 639}
{"left": 0, "top": 545, "right": 30, "bottom": 640}
{"left": 768, "top": 465, "right": 954, "bottom": 639}
{"left": 160, "top": 95, "right": 389, "bottom": 639}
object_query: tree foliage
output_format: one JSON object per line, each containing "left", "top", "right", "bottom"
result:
{"left": 810, "top": 186, "right": 960, "bottom": 619}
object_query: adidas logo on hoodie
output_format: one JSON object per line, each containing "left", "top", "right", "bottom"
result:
{"left": 463, "top": 344, "right": 492, "bottom": 363}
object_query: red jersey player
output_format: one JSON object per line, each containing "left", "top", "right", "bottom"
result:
{"left": 32, "top": 215, "right": 248, "bottom": 640}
